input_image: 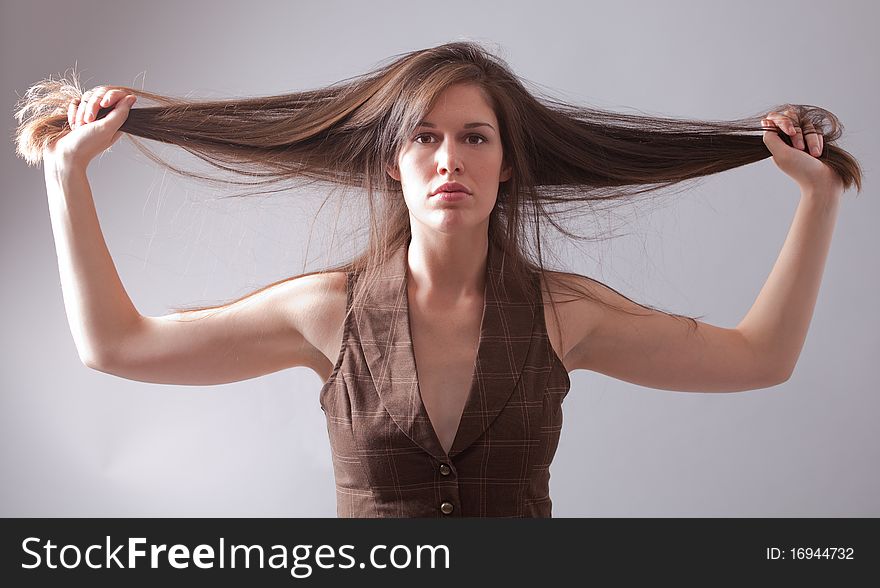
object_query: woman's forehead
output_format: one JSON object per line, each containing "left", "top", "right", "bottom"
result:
{"left": 421, "top": 85, "right": 497, "bottom": 122}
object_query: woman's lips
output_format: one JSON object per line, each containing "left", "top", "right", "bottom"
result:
{"left": 431, "top": 191, "right": 470, "bottom": 202}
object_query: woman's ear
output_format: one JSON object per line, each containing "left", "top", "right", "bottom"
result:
{"left": 386, "top": 163, "right": 400, "bottom": 182}
{"left": 500, "top": 162, "right": 512, "bottom": 183}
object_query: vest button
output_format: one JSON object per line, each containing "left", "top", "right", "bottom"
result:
{"left": 439, "top": 464, "right": 451, "bottom": 476}
{"left": 440, "top": 501, "right": 454, "bottom": 515}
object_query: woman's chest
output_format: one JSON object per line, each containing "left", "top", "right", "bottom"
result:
{"left": 408, "top": 301, "right": 483, "bottom": 453}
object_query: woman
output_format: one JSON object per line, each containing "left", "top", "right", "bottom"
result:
{"left": 14, "top": 42, "right": 862, "bottom": 517}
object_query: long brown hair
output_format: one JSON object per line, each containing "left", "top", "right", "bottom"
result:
{"left": 13, "top": 41, "right": 863, "bottom": 350}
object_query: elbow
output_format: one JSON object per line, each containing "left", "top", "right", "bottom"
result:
{"left": 769, "top": 372, "right": 792, "bottom": 388}
{"left": 79, "top": 348, "right": 115, "bottom": 373}
{"left": 778, "top": 365, "right": 794, "bottom": 384}
{"left": 759, "top": 364, "right": 794, "bottom": 389}
{"left": 79, "top": 348, "right": 99, "bottom": 370}
{"left": 775, "top": 357, "right": 797, "bottom": 385}
{"left": 781, "top": 362, "right": 795, "bottom": 382}
{"left": 80, "top": 355, "right": 103, "bottom": 372}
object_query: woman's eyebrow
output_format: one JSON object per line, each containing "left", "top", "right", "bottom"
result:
{"left": 416, "top": 121, "right": 496, "bottom": 131}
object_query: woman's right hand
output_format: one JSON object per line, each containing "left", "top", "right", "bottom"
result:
{"left": 42, "top": 86, "right": 137, "bottom": 169}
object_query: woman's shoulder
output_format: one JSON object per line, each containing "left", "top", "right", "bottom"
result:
{"left": 538, "top": 268, "right": 621, "bottom": 302}
{"left": 536, "top": 270, "right": 576, "bottom": 365}
{"left": 284, "top": 271, "right": 350, "bottom": 375}
{"left": 537, "top": 269, "right": 606, "bottom": 368}
{"left": 537, "top": 268, "right": 596, "bottom": 301}
{"left": 285, "top": 270, "right": 349, "bottom": 304}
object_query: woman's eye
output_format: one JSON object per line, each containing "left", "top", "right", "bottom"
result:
{"left": 413, "top": 134, "right": 487, "bottom": 144}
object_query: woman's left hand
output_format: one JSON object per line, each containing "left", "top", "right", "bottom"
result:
{"left": 762, "top": 108, "right": 843, "bottom": 195}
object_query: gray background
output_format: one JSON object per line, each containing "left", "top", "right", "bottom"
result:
{"left": 2, "top": 0, "right": 877, "bottom": 517}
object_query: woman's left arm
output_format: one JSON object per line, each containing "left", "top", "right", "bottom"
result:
{"left": 560, "top": 108, "right": 847, "bottom": 392}
{"left": 737, "top": 187, "right": 841, "bottom": 380}
{"left": 737, "top": 108, "right": 845, "bottom": 379}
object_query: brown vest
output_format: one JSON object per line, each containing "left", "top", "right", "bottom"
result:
{"left": 319, "top": 238, "right": 571, "bottom": 517}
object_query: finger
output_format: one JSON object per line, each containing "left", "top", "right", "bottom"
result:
{"left": 771, "top": 111, "right": 799, "bottom": 137}
{"left": 764, "top": 112, "right": 796, "bottom": 136}
{"left": 99, "top": 89, "right": 125, "bottom": 108}
{"left": 762, "top": 116, "right": 793, "bottom": 145}
{"left": 762, "top": 124, "right": 788, "bottom": 156}
{"left": 781, "top": 109, "right": 807, "bottom": 151}
{"left": 101, "top": 94, "right": 136, "bottom": 124}
{"left": 116, "top": 93, "right": 136, "bottom": 112}
{"left": 67, "top": 100, "right": 77, "bottom": 129}
{"left": 791, "top": 125, "right": 805, "bottom": 151}
{"left": 761, "top": 117, "right": 781, "bottom": 130}
{"left": 802, "top": 121, "right": 821, "bottom": 157}
{"left": 73, "top": 96, "right": 85, "bottom": 129}
{"left": 765, "top": 112, "right": 803, "bottom": 150}
{"left": 75, "top": 91, "right": 92, "bottom": 129}
{"left": 83, "top": 87, "right": 106, "bottom": 123}
{"left": 818, "top": 133, "right": 824, "bottom": 156}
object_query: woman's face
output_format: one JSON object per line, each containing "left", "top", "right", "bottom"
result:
{"left": 388, "top": 83, "right": 512, "bottom": 234}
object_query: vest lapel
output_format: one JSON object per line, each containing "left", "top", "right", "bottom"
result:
{"left": 355, "top": 238, "right": 536, "bottom": 460}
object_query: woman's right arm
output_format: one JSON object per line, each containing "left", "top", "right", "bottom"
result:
{"left": 45, "top": 154, "right": 337, "bottom": 386}
{"left": 44, "top": 88, "right": 335, "bottom": 386}
{"left": 44, "top": 161, "right": 140, "bottom": 368}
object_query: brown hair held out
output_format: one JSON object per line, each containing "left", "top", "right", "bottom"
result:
{"left": 13, "top": 41, "right": 864, "bottom": 349}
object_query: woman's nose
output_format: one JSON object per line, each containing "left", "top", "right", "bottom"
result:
{"left": 436, "top": 142, "right": 462, "bottom": 174}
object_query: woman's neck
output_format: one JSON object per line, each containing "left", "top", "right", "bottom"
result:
{"left": 406, "top": 229, "right": 488, "bottom": 302}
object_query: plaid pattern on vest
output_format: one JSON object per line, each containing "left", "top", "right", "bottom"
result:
{"left": 319, "top": 238, "right": 571, "bottom": 517}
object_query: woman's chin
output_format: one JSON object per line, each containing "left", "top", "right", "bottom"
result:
{"left": 418, "top": 211, "right": 486, "bottom": 234}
